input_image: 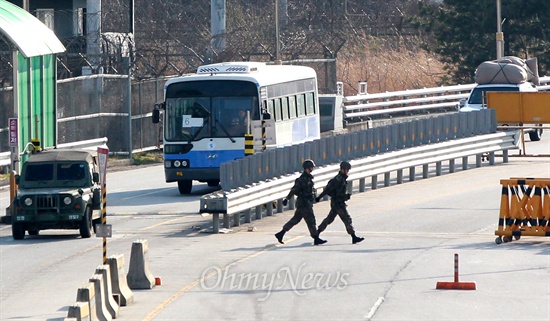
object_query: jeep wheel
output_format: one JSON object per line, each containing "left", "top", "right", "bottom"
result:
{"left": 178, "top": 180, "right": 192, "bottom": 194}
{"left": 80, "top": 207, "right": 93, "bottom": 238}
{"left": 12, "top": 223, "right": 25, "bottom": 240}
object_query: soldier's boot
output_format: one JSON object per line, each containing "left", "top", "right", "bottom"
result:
{"left": 275, "top": 230, "right": 286, "bottom": 244}
{"left": 352, "top": 234, "right": 365, "bottom": 244}
{"left": 314, "top": 237, "right": 327, "bottom": 245}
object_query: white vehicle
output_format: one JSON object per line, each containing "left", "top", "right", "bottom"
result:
{"left": 152, "top": 62, "right": 321, "bottom": 194}
{"left": 458, "top": 82, "right": 542, "bottom": 141}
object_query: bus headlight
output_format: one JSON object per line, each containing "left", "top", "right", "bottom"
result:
{"left": 165, "top": 160, "right": 172, "bottom": 168}
{"left": 181, "top": 160, "right": 188, "bottom": 167}
{"left": 174, "top": 160, "right": 181, "bottom": 167}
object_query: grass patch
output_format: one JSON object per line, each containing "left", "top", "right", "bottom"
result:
{"left": 132, "top": 151, "right": 163, "bottom": 165}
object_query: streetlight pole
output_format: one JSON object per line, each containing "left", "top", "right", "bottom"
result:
{"left": 496, "top": 0, "right": 503, "bottom": 59}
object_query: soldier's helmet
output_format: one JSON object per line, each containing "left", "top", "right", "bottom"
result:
{"left": 302, "top": 159, "right": 316, "bottom": 169}
{"left": 340, "top": 161, "right": 351, "bottom": 170}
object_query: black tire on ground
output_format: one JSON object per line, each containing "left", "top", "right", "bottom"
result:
{"left": 528, "top": 127, "right": 542, "bottom": 142}
{"left": 80, "top": 207, "right": 93, "bottom": 238}
{"left": 178, "top": 180, "right": 193, "bottom": 194}
{"left": 207, "top": 180, "right": 220, "bottom": 187}
{"left": 12, "top": 223, "right": 25, "bottom": 240}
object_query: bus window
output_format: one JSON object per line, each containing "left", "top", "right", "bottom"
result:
{"left": 274, "top": 99, "right": 282, "bottom": 121}
{"left": 296, "top": 94, "right": 306, "bottom": 117}
{"left": 281, "top": 97, "right": 289, "bottom": 120}
{"left": 305, "top": 92, "right": 316, "bottom": 115}
{"left": 288, "top": 96, "right": 297, "bottom": 118}
{"left": 267, "top": 100, "right": 274, "bottom": 119}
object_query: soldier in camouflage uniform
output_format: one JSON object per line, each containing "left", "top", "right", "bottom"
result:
{"left": 274, "top": 160, "right": 327, "bottom": 245}
{"left": 316, "top": 161, "right": 364, "bottom": 244}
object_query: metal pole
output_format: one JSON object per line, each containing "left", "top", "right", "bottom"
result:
{"left": 275, "top": 0, "right": 281, "bottom": 63}
{"left": 496, "top": 0, "right": 503, "bottom": 59}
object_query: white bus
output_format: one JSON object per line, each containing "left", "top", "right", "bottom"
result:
{"left": 153, "top": 62, "right": 321, "bottom": 194}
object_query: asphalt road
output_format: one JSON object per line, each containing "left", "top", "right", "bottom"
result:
{"left": 0, "top": 133, "right": 549, "bottom": 321}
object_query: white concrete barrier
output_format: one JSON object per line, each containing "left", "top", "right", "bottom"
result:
{"left": 66, "top": 302, "right": 90, "bottom": 321}
{"left": 127, "top": 239, "right": 155, "bottom": 289}
{"left": 76, "top": 281, "right": 98, "bottom": 321}
{"left": 95, "top": 265, "right": 120, "bottom": 318}
{"left": 90, "top": 274, "right": 112, "bottom": 321}
{"left": 107, "top": 254, "right": 134, "bottom": 306}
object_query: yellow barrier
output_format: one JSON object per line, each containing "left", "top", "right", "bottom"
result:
{"left": 244, "top": 134, "right": 254, "bottom": 156}
{"left": 487, "top": 92, "right": 550, "bottom": 124}
{"left": 495, "top": 178, "right": 550, "bottom": 244}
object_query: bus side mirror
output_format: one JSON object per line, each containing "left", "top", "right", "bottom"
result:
{"left": 92, "top": 172, "right": 100, "bottom": 183}
{"left": 15, "top": 174, "right": 20, "bottom": 185}
{"left": 153, "top": 103, "right": 164, "bottom": 124}
{"left": 152, "top": 109, "right": 160, "bottom": 123}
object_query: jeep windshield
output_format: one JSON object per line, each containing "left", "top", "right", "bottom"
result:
{"left": 21, "top": 162, "right": 89, "bottom": 188}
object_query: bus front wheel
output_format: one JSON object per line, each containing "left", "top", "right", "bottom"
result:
{"left": 178, "top": 180, "right": 193, "bottom": 194}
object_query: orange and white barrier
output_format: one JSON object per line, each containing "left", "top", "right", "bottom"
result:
{"left": 495, "top": 178, "right": 550, "bottom": 244}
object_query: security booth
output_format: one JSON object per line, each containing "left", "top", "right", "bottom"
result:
{"left": 0, "top": 1, "right": 65, "bottom": 171}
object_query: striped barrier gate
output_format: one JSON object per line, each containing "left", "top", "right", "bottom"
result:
{"left": 495, "top": 178, "right": 550, "bottom": 244}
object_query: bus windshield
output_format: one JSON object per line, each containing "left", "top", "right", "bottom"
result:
{"left": 165, "top": 81, "right": 259, "bottom": 141}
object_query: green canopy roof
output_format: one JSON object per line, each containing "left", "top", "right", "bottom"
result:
{"left": 0, "top": 0, "right": 65, "bottom": 57}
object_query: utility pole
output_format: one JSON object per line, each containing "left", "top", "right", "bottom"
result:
{"left": 275, "top": 0, "right": 280, "bottom": 64}
{"left": 496, "top": 0, "right": 503, "bottom": 59}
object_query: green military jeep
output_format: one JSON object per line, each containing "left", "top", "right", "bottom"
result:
{"left": 12, "top": 149, "right": 102, "bottom": 240}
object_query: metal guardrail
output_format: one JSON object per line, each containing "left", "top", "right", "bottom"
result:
{"left": 0, "top": 151, "right": 9, "bottom": 167}
{"left": 201, "top": 130, "right": 519, "bottom": 233}
{"left": 343, "top": 76, "right": 550, "bottom": 119}
{"left": 220, "top": 110, "right": 496, "bottom": 190}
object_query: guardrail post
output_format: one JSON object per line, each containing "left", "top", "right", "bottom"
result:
{"left": 462, "top": 156, "right": 468, "bottom": 170}
{"left": 503, "top": 150, "right": 509, "bottom": 163}
{"left": 289, "top": 195, "right": 295, "bottom": 210}
{"left": 359, "top": 178, "right": 366, "bottom": 192}
{"left": 409, "top": 166, "right": 415, "bottom": 181}
{"left": 223, "top": 213, "right": 230, "bottom": 228}
{"left": 244, "top": 209, "right": 252, "bottom": 223}
{"left": 449, "top": 159, "right": 455, "bottom": 173}
{"left": 234, "top": 212, "right": 241, "bottom": 226}
{"left": 212, "top": 214, "right": 219, "bottom": 233}
{"left": 397, "top": 169, "right": 403, "bottom": 184}
{"left": 489, "top": 152, "right": 495, "bottom": 165}
{"left": 384, "top": 173, "right": 390, "bottom": 186}
{"left": 476, "top": 155, "right": 482, "bottom": 167}
{"left": 277, "top": 199, "right": 283, "bottom": 213}
{"left": 422, "top": 164, "right": 429, "bottom": 179}
{"left": 436, "top": 161, "right": 442, "bottom": 176}
{"left": 266, "top": 202, "right": 273, "bottom": 216}
{"left": 255, "top": 206, "right": 262, "bottom": 220}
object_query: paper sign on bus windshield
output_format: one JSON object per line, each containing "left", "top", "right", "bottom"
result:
{"left": 181, "top": 115, "right": 204, "bottom": 127}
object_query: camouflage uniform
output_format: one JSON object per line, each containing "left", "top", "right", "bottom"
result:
{"left": 317, "top": 172, "right": 356, "bottom": 235}
{"left": 281, "top": 171, "right": 319, "bottom": 238}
